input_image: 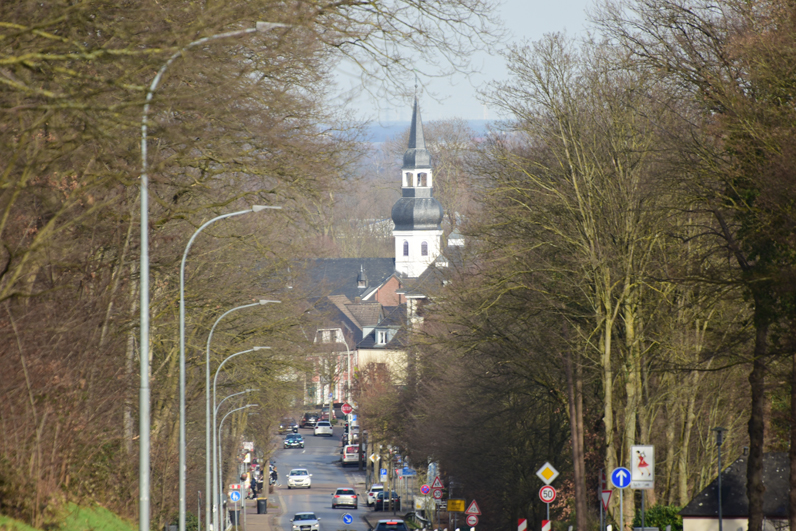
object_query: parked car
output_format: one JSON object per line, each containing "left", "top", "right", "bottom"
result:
{"left": 284, "top": 434, "right": 305, "bottom": 449}
{"left": 314, "top": 421, "right": 333, "bottom": 437}
{"left": 341, "top": 444, "right": 360, "bottom": 466}
{"left": 366, "top": 484, "right": 384, "bottom": 506}
{"left": 374, "top": 490, "right": 401, "bottom": 511}
{"left": 291, "top": 512, "right": 321, "bottom": 531}
{"left": 331, "top": 487, "right": 358, "bottom": 509}
{"left": 287, "top": 468, "right": 312, "bottom": 489}
{"left": 300, "top": 412, "right": 318, "bottom": 428}
{"left": 374, "top": 520, "right": 409, "bottom": 531}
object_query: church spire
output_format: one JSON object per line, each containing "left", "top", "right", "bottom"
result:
{"left": 403, "top": 97, "right": 431, "bottom": 169}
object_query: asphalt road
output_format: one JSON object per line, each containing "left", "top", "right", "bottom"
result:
{"left": 271, "top": 426, "right": 371, "bottom": 531}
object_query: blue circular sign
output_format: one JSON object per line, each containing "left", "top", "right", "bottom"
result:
{"left": 611, "top": 467, "right": 631, "bottom": 489}
{"left": 229, "top": 491, "right": 241, "bottom": 502}
{"left": 343, "top": 513, "right": 354, "bottom": 525}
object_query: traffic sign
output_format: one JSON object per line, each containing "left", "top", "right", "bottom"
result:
{"left": 229, "top": 491, "right": 241, "bottom": 502}
{"left": 467, "top": 515, "right": 479, "bottom": 527}
{"left": 370, "top": 454, "right": 380, "bottom": 463}
{"left": 431, "top": 476, "right": 444, "bottom": 489}
{"left": 342, "top": 513, "right": 354, "bottom": 525}
{"left": 448, "top": 499, "right": 465, "bottom": 512}
{"left": 518, "top": 518, "right": 527, "bottom": 531}
{"left": 420, "top": 484, "right": 431, "bottom": 495}
{"left": 229, "top": 484, "right": 241, "bottom": 490}
{"left": 601, "top": 490, "right": 612, "bottom": 510}
{"left": 631, "top": 445, "right": 655, "bottom": 489}
{"left": 341, "top": 403, "right": 353, "bottom": 415}
{"left": 536, "top": 462, "right": 559, "bottom": 485}
{"left": 611, "top": 467, "right": 631, "bottom": 489}
{"left": 380, "top": 468, "right": 387, "bottom": 481}
{"left": 539, "top": 485, "right": 556, "bottom": 503}
{"left": 432, "top": 489, "right": 443, "bottom": 500}
{"left": 465, "top": 500, "right": 481, "bottom": 515}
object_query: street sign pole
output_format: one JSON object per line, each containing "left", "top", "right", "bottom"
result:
{"left": 619, "top": 489, "right": 623, "bottom": 531}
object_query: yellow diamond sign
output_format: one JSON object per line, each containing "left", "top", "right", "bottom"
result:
{"left": 536, "top": 462, "right": 559, "bottom": 485}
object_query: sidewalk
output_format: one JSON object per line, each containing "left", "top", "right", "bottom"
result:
{"left": 233, "top": 493, "right": 282, "bottom": 531}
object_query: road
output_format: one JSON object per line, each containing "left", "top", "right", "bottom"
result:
{"left": 270, "top": 425, "right": 372, "bottom": 531}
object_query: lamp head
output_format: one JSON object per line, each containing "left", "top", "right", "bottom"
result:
{"left": 712, "top": 427, "right": 727, "bottom": 446}
{"left": 258, "top": 299, "right": 281, "bottom": 305}
{"left": 252, "top": 346, "right": 271, "bottom": 351}
{"left": 255, "top": 22, "right": 289, "bottom": 32}
{"left": 251, "top": 205, "right": 282, "bottom": 212}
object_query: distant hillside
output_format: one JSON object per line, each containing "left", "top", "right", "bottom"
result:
{"left": 366, "top": 120, "right": 493, "bottom": 143}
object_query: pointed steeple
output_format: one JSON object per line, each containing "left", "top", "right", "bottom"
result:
{"left": 403, "top": 98, "right": 431, "bottom": 169}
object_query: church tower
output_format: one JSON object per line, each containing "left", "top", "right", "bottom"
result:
{"left": 391, "top": 99, "right": 444, "bottom": 277}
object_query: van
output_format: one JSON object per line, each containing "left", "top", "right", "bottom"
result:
{"left": 342, "top": 444, "right": 360, "bottom": 466}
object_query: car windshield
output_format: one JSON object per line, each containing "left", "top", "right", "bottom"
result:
{"left": 317, "top": 422, "right": 330, "bottom": 426}
{"left": 375, "top": 523, "right": 407, "bottom": 531}
{"left": 336, "top": 489, "right": 355, "bottom": 495}
{"left": 294, "top": 513, "right": 317, "bottom": 521}
{"left": 290, "top": 469, "right": 308, "bottom": 476}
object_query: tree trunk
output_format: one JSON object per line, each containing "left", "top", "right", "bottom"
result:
{"left": 747, "top": 319, "right": 769, "bottom": 531}
{"left": 790, "top": 345, "right": 796, "bottom": 531}
{"left": 566, "top": 348, "right": 587, "bottom": 531}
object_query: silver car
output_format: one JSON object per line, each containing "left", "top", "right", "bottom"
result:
{"left": 287, "top": 468, "right": 312, "bottom": 489}
{"left": 332, "top": 487, "right": 358, "bottom": 509}
{"left": 291, "top": 512, "right": 321, "bottom": 531}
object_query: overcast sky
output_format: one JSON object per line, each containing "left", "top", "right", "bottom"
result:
{"left": 337, "top": 0, "right": 594, "bottom": 123}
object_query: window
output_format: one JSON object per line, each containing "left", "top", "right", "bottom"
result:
{"left": 402, "top": 240, "right": 409, "bottom": 256}
{"left": 377, "top": 330, "right": 387, "bottom": 344}
{"left": 418, "top": 172, "right": 428, "bottom": 186}
{"left": 405, "top": 172, "right": 413, "bottom": 187}
{"left": 322, "top": 330, "right": 331, "bottom": 343}
{"left": 421, "top": 241, "right": 428, "bottom": 256}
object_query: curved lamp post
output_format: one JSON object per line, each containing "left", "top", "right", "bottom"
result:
{"left": 218, "top": 403, "right": 259, "bottom": 529}
{"left": 212, "top": 347, "right": 270, "bottom": 531}
{"left": 205, "top": 301, "right": 279, "bottom": 528}
{"left": 179, "top": 207, "right": 280, "bottom": 531}
{"left": 139, "top": 21, "right": 287, "bottom": 531}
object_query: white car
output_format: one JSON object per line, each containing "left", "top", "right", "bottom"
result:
{"left": 367, "top": 484, "right": 384, "bottom": 506}
{"left": 287, "top": 468, "right": 312, "bottom": 489}
{"left": 314, "top": 421, "right": 333, "bottom": 436}
{"left": 291, "top": 512, "right": 321, "bottom": 531}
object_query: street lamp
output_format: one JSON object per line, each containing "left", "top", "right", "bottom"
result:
{"left": 212, "top": 389, "right": 257, "bottom": 529}
{"left": 316, "top": 328, "right": 352, "bottom": 404}
{"left": 179, "top": 208, "right": 280, "bottom": 531}
{"left": 213, "top": 347, "right": 270, "bottom": 531}
{"left": 139, "top": 21, "right": 287, "bottom": 531}
{"left": 205, "top": 301, "right": 279, "bottom": 529}
{"left": 713, "top": 427, "right": 727, "bottom": 531}
{"left": 218, "top": 404, "right": 259, "bottom": 530}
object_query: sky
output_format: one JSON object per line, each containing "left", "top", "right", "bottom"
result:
{"left": 338, "top": 0, "right": 595, "bottom": 123}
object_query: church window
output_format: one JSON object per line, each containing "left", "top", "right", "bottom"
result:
{"left": 405, "top": 172, "right": 413, "bottom": 187}
{"left": 418, "top": 172, "right": 428, "bottom": 186}
{"left": 403, "top": 241, "right": 409, "bottom": 256}
{"left": 421, "top": 241, "right": 428, "bottom": 256}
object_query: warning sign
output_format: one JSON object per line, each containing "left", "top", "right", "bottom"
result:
{"left": 465, "top": 500, "right": 481, "bottom": 515}
{"left": 431, "top": 476, "right": 444, "bottom": 489}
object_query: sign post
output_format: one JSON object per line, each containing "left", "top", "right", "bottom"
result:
{"left": 539, "top": 486, "right": 556, "bottom": 520}
{"left": 611, "top": 467, "right": 631, "bottom": 531}
{"left": 518, "top": 518, "right": 527, "bottom": 531}
{"left": 631, "top": 445, "right": 655, "bottom": 530}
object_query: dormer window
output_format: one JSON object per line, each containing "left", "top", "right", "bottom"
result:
{"left": 405, "top": 172, "right": 413, "bottom": 187}
{"left": 376, "top": 330, "right": 387, "bottom": 345}
{"left": 418, "top": 172, "right": 428, "bottom": 186}
{"left": 403, "top": 240, "right": 409, "bottom": 256}
{"left": 421, "top": 241, "right": 428, "bottom": 256}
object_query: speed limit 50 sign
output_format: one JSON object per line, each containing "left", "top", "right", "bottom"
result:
{"left": 539, "top": 485, "right": 556, "bottom": 503}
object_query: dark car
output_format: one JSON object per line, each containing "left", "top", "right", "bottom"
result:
{"left": 278, "top": 418, "right": 297, "bottom": 434}
{"left": 300, "top": 412, "right": 318, "bottom": 428}
{"left": 374, "top": 491, "right": 401, "bottom": 511}
{"left": 374, "top": 520, "right": 409, "bottom": 531}
{"left": 284, "top": 434, "right": 305, "bottom": 449}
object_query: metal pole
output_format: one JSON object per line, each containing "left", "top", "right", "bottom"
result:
{"left": 619, "top": 489, "right": 623, "bottom": 531}
{"left": 207, "top": 301, "right": 278, "bottom": 531}
{"left": 213, "top": 389, "right": 258, "bottom": 531}
{"left": 718, "top": 440, "right": 723, "bottom": 531}
{"left": 140, "top": 23, "right": 286, "bottom": 531}
{"left": 642, "top": 491, "right": 645, "bottom": 530}
{"left": 219, "top": 405, "right": 258, "bottom": 531}
{"left": 213, "top": 349, "right": 269, "bottom": 531}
